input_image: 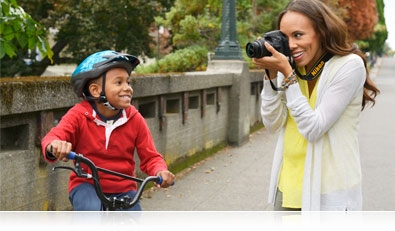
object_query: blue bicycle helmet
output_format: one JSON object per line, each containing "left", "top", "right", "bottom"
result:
{"left": 71, "top": 50, "right": 140, "bottom": 98}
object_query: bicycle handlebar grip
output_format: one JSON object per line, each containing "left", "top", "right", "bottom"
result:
{"left": 157, "top": 176, "right": 163, "bottom": 185}
{"left": 67, "top": 151, "right": 77, "bottom": 160}
{"left": 156, "top": 176, "right": 175, "bottom": 186}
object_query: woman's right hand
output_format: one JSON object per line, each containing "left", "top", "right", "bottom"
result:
{"left": 252, "top": 42, "right": 293, "bottom": 79}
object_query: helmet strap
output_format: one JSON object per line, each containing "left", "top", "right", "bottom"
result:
{"left": 97, "top": 72, "right": 117, "bottom": 111}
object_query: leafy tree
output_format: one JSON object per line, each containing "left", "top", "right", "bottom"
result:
{"left": 0, "top": 0, "right": 53, "bottom": 77}
{"left": 323, "top": 0, "right": 387, "bottom": 55}
{"left": 332, "top": 0, "right": 378, "bottom": 41}
{"left": 155, "top": 0, "right": 222, "bottom": 51}
{"left": 47, "top": 0, "right": 172, "bottom": 62}
{"left": 358, "top": 0, "right": 388, "bottom": 55}
{"left": 1, "top": 0, "right": 173, "bottom": 77}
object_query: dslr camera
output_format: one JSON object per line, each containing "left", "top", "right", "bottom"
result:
{"left": 245, "top": 30, "right": 290, "bottom": 58}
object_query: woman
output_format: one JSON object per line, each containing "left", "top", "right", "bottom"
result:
{"left": 252, "top": 0, "right": 379, "bottom": 211}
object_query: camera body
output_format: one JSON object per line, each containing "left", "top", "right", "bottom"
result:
{"left": 245, "top": 30, "right": 290, "bottom": 58}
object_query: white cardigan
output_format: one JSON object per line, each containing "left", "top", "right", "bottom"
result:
{"left": 261, "top": 54, "right": 366, "bottom": 211}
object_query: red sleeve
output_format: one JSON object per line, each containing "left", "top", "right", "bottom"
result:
{"left": 41, "top": 108, "right": 80, "bottom": 163}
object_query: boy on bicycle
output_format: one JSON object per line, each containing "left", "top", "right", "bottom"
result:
{"left": 41, "top": 50, "right": 175, "bottom": 211}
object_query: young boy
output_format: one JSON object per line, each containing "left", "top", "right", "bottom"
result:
{"left": 41, "top": 50, "right": 175, "bottom": 211}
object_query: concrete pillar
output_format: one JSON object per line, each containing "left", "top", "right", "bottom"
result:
{"left": 206, "top": 60, "right": 250, "bottom": 146}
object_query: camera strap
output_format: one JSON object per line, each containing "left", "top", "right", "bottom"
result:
{"left": 293, "top": 53, "right": 333, "bottom": 81}
{"left": 266, "top": 55, "right": 294, "bottom": 91}
{"left": 266, "top": 69, "right": 286, "bottom": 91}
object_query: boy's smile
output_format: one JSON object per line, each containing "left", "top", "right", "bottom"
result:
{"left": 93, "top": 67, "right": 133, "bottom": 117}
{"left": 104, "top": 68, "right": 133, "bottom": 107}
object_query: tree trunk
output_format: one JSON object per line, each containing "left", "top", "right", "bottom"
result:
{"left": 20, "top": 40, "right": 69, "bottom": 76}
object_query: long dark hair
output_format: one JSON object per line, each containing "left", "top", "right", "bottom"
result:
{"left": 277, "top": 0, "right": 379, "bottom": 110}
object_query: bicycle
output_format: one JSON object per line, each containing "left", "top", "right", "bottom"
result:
{"left": 52, "top": 151, "right": 173, "bottom": 211}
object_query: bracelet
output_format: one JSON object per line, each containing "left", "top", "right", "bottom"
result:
{"left": 281, "top": 70, "right": 298, "bottom": 89}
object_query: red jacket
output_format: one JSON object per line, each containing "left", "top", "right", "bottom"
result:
{"left": 41, "top": 100, "right": 168, "bottom": 194}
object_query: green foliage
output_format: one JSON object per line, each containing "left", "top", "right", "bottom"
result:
{"left": 155, "top": 0, "right": 222, "bottom": 51}
{"left": 248, "top": 0, "right": 290, "bottom": 35}
{"left": 154, "top": 0, "right": 288, "bottom": 69}
{"left": 357, "top": 0, "right": 388, "bottom": 55}
{"left": 135, "top": 45, "right": 208, "bottom": 73}
{"left": 2, "top": 0, "right": 391, "bottom": 77}
{"left": 156, "top": 0, "right": 288, "bottom": 51}
{"left": 359, "top": 23, "right": 388, "bottom": 55}
{"left": 2, "top": 0, "right": 173, "bottom": 77}
{"left": 1, "top": 0, "right": 290, "bottom": 76}
{"left": 0, "top": 0, "right": 53, "bottom": 62}
{"left": 47, "top": 0, "right": 167, "bottom": 63}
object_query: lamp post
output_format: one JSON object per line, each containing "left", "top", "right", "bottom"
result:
{"left": 213, "top": 0, "right": 243, "bottom": 60}
{"left": 207, "top": 0, "right": 249, "bottom": 146}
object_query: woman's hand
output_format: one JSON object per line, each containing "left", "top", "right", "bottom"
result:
{"left": 252, "top": 42, "right": 293, "bottom": 79}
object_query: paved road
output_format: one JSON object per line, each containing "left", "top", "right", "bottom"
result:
{"left": 359, "top": 57, "right": 395, "bottom": 211}
{"left": 140, "top": 57, "right": 395, "bottom": 211}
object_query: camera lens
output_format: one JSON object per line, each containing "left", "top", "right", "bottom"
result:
{"left": 246, "top": 41, "right": 260, "bottom": 58}
{"left": 245, "top": 39, "right": 270, "bottom": 58}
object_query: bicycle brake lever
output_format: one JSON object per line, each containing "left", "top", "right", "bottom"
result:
{"left": 52, "top": 166, "right": 77, "bottom": 174}
{"left": 52, "top": 166, "right": 93, "bottom": 179}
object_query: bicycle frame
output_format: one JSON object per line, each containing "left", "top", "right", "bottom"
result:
{"left": 52, "top": 152, "right": 164, "bottom": 211}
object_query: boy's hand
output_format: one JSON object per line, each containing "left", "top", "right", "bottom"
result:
{"left": 47, "top": 140, "right": 72, "bottom": 162}
{"left": 156, "top": 170, "right": 176, "bottom": 188}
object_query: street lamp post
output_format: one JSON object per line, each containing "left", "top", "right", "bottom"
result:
{"left": 206, "top": 0, "right": 250, "bottom": 146}
{"left": 213, "top": 0, "right": 243, "bottom": 60}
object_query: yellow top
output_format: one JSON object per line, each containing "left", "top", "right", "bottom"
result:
{"left": 278, "top": 68, "right": 319, "bottom": 208}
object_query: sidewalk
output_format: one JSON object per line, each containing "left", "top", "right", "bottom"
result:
{"left": 140, "top": 127, "right": 279, "bottom": 211}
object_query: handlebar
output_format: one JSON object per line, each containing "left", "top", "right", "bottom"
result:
{"left": 52, "top": 151, "right": 172, "bottom": 210}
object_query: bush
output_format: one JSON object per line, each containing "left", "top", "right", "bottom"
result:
{"left": 135, "top": 46, "right": 208, "bottom": 74}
